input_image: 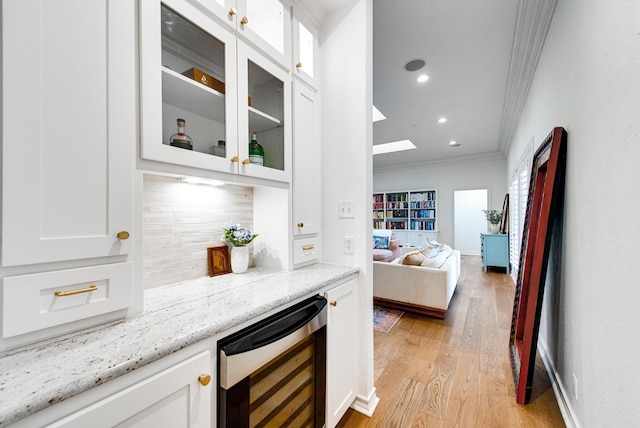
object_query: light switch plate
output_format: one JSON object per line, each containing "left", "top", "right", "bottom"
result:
{"left": 339, "top": 200, "right": 354, "bottom": 218}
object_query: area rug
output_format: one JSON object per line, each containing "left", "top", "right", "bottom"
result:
{"left": 373, "top": 305, "right": 404, "bottom": 333}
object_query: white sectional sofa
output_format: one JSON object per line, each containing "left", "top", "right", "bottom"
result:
{"left": 373, "top": 247, "right": 461, "bottom": 319}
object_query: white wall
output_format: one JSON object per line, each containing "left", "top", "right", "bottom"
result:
{"left": 506, "top": 0, "right": 640, "bottom": 426}
{"left": 320, "top": 0, "right": 378, "bottom": 415}
{"left": 373, "top": 155, "right": 507, "bottom": 246}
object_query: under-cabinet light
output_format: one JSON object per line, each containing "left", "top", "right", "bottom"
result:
{"left": 178, "top": 177, "right": 225, "bottom": 186}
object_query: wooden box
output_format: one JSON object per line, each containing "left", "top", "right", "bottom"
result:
{"left": 182, "top": 67, "right": 225, "bottom": 94}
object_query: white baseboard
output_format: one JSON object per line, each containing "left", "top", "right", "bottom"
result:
{"left": 537, "top": 340, "right": 581, "bottom": 428}
{"left": 350, "top": 387, "right": 380, "bottom": 417}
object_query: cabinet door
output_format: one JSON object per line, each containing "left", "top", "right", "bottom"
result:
{"left": 236, "top": 0, "right": 292, "bottom": 68}
{"left": 237, "top": 42, "right": 292, "bottom": 182}
{"left": 140, "top": 0, "right": 239, "bottom": 174}
{"left": 292, "top": 81, "right": 319, "bottom": 235}
{"left": 325, "top": 280, "right": 356, "bottom": 427}
{"left": 50, "top": 351, "right": 212, "bottom": 428}
{"left": 2, "top": 0, "right": 135, "bottom": 266}
{"left": 292, "top": 10, "right": 319, "bottom": 88}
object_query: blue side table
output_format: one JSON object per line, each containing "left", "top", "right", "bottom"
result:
{"left": 480, "top": 233, "right": 510, "bottom": 273}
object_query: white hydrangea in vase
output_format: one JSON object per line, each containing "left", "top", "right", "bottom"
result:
{"left": 222, "top": 225, "right": 259, "bottom": 273}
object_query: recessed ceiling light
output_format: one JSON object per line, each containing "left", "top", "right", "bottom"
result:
{"left": 404, "top": 59, "right": 426, "bottom": 72}
{"left": 438, "top": 117, "right": 447, "bottom": 123}
{"left": 449, "top": 140, "right": 461, "bottom": 147}
{"left": 373, "top": 139, "right": 417, "bottom": 155}
{"left": 372, "top": 105, "right": 386, "bottom": 122}
{"left": 417, "top": 74, "right": 429, "bottom": 83}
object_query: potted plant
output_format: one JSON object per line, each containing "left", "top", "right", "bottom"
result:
{"left": 222, "top": 224, "right": 259, "bottom": 273}
{"left": 482, "top": 209, "right": 503, "bottom": 234}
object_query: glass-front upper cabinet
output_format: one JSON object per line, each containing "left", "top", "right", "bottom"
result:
{"left": 140, "top": 0, "right": 238, "bottom": 173}
{"left": 236, "top": 42, "right": 291, "bottom": 182}
{"left": 292, "top": 9, "right": 318, "bottom": 88}
{"left": 191, "top": 0, "right": 292, "bottom": 68}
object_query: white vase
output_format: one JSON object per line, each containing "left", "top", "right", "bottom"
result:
{"left": 230, "top": 246, "right": 249, "bottom": 273}
{"left": 488, "top": 223, "right": 500, "bottom": 234}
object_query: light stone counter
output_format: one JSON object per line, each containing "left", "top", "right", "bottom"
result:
{"left": 0, "top": 263, "right": 358, "bottom": 426}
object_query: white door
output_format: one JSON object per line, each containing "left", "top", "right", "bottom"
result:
{"left": 454, "top": 189, "right": 487, "bottom": 255}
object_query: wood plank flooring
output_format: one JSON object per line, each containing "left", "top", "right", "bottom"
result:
{"left": 337, "top": 255, "right": 565, "bottom": 427}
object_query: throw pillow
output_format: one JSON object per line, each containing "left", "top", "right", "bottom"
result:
{"left": 373, "top": 235, "right": 389, "bottom": 249}
{"left": 401, "top": 250, "right": 426, "bottom": 265}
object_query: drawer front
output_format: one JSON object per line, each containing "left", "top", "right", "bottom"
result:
{"left": 2, "top": 262, "right": 133, "bottom": 338}
{"left": 293, "top": 238, "right": 319, "bottom": 265}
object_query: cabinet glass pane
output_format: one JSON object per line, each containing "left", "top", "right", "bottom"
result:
{"left": 247, "top": 60, "right": 284, "bottom": 171}
{"left": 160, "top": 5, "right": 227, "bottom": 158}
{"left": 246, "top": 0, "right": 284, "bottom": 54}
{"left": 298, "top": 22, "right": 314, "bottom": 77}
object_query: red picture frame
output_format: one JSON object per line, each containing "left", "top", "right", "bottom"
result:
{"left": 509, "top": 127, "right": 567, "bottom": 404}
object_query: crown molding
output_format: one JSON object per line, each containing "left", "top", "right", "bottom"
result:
{"left": 373, "top": 152, "right": 506, "bottom": 174}
{"left": 498, "top": 0, "right": 558, "bottom": 155}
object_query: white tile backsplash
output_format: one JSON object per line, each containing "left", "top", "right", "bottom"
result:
{"left": 143, "top": 175, "right": 253, "bottom": 288}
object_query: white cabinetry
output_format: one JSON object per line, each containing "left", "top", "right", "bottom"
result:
{"left": 325, "top": 279, "right": 356, "bottom": 427}
{"left": 191, "top": 0, "right": 292, "bottom": 68}
{"left": 291, "top": 81, "right": 319, "bottom": 265}
{"left": 1, "top": 0, "right": 137, "bottom": 350}
{"left": 11, "top": 347, "right": 214, "bottom": 428}
{"left": 51, "top": 352, "right": 212, "bottom": 428}
{"left": 292, "top": 9, "right": 319, "bottom": 88}
{"left": 140, "top": 0, "right": 291, "bottom": 182}
{"left": 2, "top": 0, "right": 135, "bottom": 266}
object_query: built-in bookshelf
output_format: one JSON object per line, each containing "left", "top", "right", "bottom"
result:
{"left": 372, "top": 190, "right": 437, "bottom": 232}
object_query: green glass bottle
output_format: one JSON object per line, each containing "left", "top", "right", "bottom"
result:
{"left": 249, "top": 133, "right": 264, "bottom": 166}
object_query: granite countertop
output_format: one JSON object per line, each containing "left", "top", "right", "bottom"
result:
{"left": 0, "top": 263, "right": 358, "bottom": 426}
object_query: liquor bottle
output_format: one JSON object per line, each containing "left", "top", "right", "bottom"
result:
{"left": 248, "top": 133, "right": 264, "bottom": 165}
{"left": 169, "top": 118, "right": 193, "bottom": 150}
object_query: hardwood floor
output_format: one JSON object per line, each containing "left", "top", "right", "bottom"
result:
{"left": 337, "top": 255, "right": 565, "bottom": 427}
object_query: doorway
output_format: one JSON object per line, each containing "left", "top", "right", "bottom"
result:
{"left": 454, "top": 189, "right": 487, "bottom": 255}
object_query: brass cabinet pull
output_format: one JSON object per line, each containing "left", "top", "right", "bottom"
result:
{"left": 330, "top": 301, "right": 337, "bottom": 307}
{"left": 198, "top": 374, "right": 211, "bottom": 386}
{"left": 296, "top": 62, "right": 303, "bottom": 69}
{"left": 240, "top": 16, "right": 249, "bottom": 25}
{"left": 54, "top": 285, "right": 98, "bottom": 297}
{"left": 302, "top": 245, "right": 315, "bottom": 251}
{"left": 242, "top": 159, "right": 250, "bottom": 165}
{"left": 231, "top": 156, "right": 239, "bottom": 163}
{"left": 297, "top": 223, "right": 304, "bottom": 228}
{"left": 117, "top": 231, "right": 130, "bottom": 240}
{"left": 228, "top": 7, "right": 237, "bottom": 16}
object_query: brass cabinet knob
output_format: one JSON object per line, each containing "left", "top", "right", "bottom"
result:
{"left": 242, "top": 159, "right": 250, "bottom": 165}
{"left": 228, "top": 7, "right": 237, "bottom": 16}
{"left": 117, "top": 231, "right": 130, "bottom": 240}
{"left": 297, "top": 222, "right": 304, "bottom": 228}
{"left": 296, "top": 62, "right": 303, "bottom": 69}
{"left": 231, "top": 156, "right": 239, "bottom": 163}
{"left": 198, "top": 374, "right": 211, "bottom": 386}
{"left": 241, "top": 16, "right": 249, "bottom": 25}
{"left": 330, "top": 301, "right": 337, "bottom": 307}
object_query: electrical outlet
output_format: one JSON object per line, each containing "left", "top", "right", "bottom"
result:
{"left": 339, "top": 200, "right": 354, "bottom": 218}
{"left": 572, "top": 373, "right": 578, "bottom": 400}
{"left": 344, "top": 236, "right": 354, "bottom": 254}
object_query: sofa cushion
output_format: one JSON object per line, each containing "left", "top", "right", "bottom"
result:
{"left": 421, "top": 245, "right": 453, "bottom": 268}
{"left": 373, "top": 235, "right": 390, "bottom": 249}
{"left": 401, "top": 250, "right": 427, "bottom": 265}
{"left": 373, "top": 248, "right": 394, "bottom": 262}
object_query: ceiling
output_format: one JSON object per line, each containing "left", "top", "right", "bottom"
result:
{"left": 301, "top": 0, "right": 555, "bottom": 169}
{"left": 372, "top": 0, "right": 519, "bottom": 169}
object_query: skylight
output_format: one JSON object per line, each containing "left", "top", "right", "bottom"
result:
{"left": 373, "top": 139, "right": 416, "bottom": 155}
{"left": 373, "top": 105, "right": 386, "bottom": 122}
